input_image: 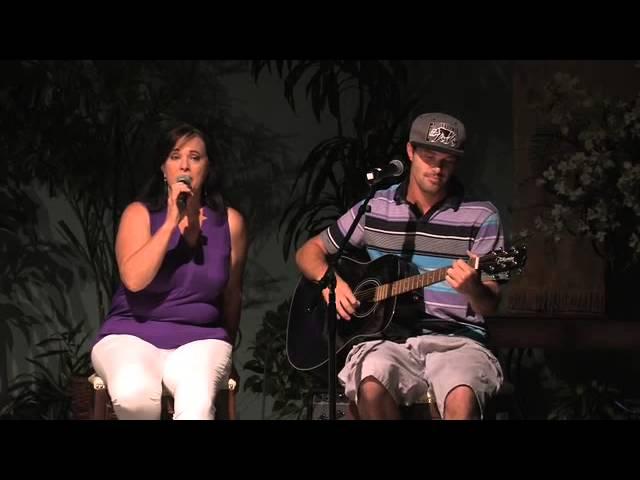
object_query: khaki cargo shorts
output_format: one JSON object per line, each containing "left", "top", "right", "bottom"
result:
{"left": 338, "top": 334, "right": 503, "bottom": 419}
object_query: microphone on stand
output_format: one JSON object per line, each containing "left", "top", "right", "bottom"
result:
{"left": 366, "top": 159, "right": 405, "bottom": 185}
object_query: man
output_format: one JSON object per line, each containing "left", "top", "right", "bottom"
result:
{"left": 295, "top": 113, "right": 504, "bottom": 419}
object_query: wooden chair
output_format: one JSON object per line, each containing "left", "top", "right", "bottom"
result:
{"left": 87, "top": 365, "right": 239, "bottom": 420}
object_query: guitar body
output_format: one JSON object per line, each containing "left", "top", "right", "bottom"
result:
{"left": 286, "top": 255, "right": 420, "bottom": 371}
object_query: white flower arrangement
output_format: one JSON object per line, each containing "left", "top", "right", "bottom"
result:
{"left": 532, "top": 73, "right": 640, "bottom": 263}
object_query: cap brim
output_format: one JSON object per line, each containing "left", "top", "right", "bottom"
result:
{"left": 411, "top": 142, "right": 464, "bottom": 156}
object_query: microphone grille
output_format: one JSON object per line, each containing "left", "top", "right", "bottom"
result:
{"left": 390, "top": 159, "right": 404, "bottom": 175}
{"left": 176, "top": 175, "right": 192, "bottom": 187}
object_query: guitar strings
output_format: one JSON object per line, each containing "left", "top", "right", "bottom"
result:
{"left": 350, "top": 255, "right": 506, "bottom": 303}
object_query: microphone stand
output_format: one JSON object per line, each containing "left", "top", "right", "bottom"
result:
{"left": 316, "top": 180, "right": 379, "bottom": 420}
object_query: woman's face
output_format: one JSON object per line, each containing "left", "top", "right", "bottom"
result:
{"left": 161, "top": 134, "right": 209, "bottom": 193}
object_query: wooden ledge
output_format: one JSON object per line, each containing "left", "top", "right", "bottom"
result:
{"left": 486, "top": 315, "right": 640, "bottom": 350}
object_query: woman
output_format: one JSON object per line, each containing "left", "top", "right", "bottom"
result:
{"left": 91, "top": 123, "right": 248, "bottom": 420}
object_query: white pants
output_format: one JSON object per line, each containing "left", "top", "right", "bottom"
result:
{"left": 91, "top": 334, "right": 232, "bottom": 420}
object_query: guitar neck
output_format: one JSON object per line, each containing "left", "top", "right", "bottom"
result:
{"left": 368, "top": 257, "right": 477, "bottom": 303}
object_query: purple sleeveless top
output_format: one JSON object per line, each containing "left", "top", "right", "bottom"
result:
{"left": 95, "top": 205, "right": 231, "bottom": 350}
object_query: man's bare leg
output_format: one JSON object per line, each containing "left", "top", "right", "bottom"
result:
{"left": 443, "top": 385, "right": 480, "bottom": 420}
{"left": 356, "top": 376, "right": 401, "bottom": 420}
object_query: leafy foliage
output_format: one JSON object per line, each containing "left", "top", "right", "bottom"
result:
{"left": 0, "top": 322, "right": 92, "bottom": 420}
{"left": 531, "top": 72, "right": 640, "bottom": 265}
{"left": 251, "top": 60, "right": 423, "bottom": 259}
{"left": 529, "top": 70, "right": 640, "bottom": 319}
{"left": 243, "top": 299, "right": 324, "bottom": 419}
{"left": 0, "top": 181, "right": 79, "bottom": 391}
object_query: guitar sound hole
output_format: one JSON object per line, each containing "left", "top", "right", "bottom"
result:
{"left": 353, "top": 279, "right": 380, "bottom": 319}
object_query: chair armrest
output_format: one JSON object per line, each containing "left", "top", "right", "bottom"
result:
{"left": 88, "top": 374, "right": 106, "bottom": 390}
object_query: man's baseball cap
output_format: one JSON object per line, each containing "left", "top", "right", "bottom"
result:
{"left": 409, "top": 112, "right": 465, "bottom": 156}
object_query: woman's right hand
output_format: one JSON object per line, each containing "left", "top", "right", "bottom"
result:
{"left": 165, "top": 179, "right": 193, "bottom": 227}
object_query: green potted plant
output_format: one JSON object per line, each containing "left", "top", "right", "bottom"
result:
{"left": 243, "top": 299, "right": 325, "bottom": 419}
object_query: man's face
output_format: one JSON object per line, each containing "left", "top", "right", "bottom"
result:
{"left": 406, "top": 142, "right": 458, "bottom": 196}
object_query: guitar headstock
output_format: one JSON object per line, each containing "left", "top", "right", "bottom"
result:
{"left": 478, "top": 245, "right": 527, "bottom": 281}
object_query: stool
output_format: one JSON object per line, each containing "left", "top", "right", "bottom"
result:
{"left": 308, "top": 388, "right": 441, "bottom": 420}
{"left": 352, "top": 387, "right": 441, "bottom": 420}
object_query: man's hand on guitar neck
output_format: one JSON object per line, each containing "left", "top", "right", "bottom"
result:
{"left": 321, "top": 274, "right": 359, "bottom": 321}
{"left": 445, "top": 250, "right": 500, "bottom": 316}
{"left": 445, "top": 251, "right": 483, "bottom": 297}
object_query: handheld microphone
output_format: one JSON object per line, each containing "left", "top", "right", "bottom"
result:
{"left": 366, "top": 159, "right": 405, "bottom": 185}
{"left": 176, "top": 175, "right": 192, "bottom": 212}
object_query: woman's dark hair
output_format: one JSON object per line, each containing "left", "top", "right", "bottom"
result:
{"left": 138, "top": 123, "right": 225, "bottom": 213}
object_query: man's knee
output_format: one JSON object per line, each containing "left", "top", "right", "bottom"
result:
{"left": 356, "top": 375, "right": 401, "bottom": 420}
{"left": 358, "top": 376, "right": 392, "bottom": 403}
{"left": 443, "top": 385, "right": 479, "bottom": 419}
{"left": 446, "top": 384, "right": 475, "bottom": 402}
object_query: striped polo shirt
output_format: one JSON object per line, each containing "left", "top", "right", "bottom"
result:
{"left": 319, "top": 178, "right": 504, "bottom": 343}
